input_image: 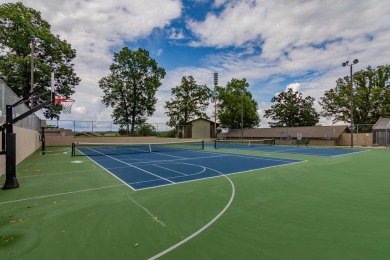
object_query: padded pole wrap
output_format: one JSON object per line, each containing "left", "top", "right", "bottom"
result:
{"left": 3, "top": 133, "right": 19, "bottom": 189}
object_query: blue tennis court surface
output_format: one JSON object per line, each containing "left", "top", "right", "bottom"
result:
{"left": 78, "top": 148, "right": 303, "bottom": 190}
{"left": 211, "top": 142, "right": 366, "bottom": 157}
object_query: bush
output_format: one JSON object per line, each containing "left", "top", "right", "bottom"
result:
{"left": 158, "top": 129, "right": 178, "bottom": 138}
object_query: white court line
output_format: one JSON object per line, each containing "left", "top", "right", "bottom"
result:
{"left": 128, "top": 164, "right": 207, "bottom": 185}
{"left": 81, "top": 147, "right": 302, "bottom": 191}
{"left": 148, "top": 165, "right": 236, "bottom": 260}
{"left": 0, "top": 184, "right": 125, "bottom": 205}
{"left": 151, "top": 152, "right": 187, "bottom": 160}
{"left": 16, "top": 168, "right": 105, "bottom": 178}
{"left": 151, "top": 164, "right": 188, "bottom": 176}
{"left": 85, "top": 148, "right": 175, "bottom": 184}
{"left": 128, "top": 154, "right": 232, "bottom": 166}
{"left": 250, "top": 146, "right": 369, "bottom": 157}
{"left": 217, "top": 153, "right": 302, "bottom": 163}
{"left": 137, "top": 159, "right": 307, "bottom": 191}
{"left": 147, "top": 159, "right": 307, "bottom": 257}
{"left": 330, "top": 149, "right": 369, "bottom": 157}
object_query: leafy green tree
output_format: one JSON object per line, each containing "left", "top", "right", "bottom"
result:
{"left": 99, "top": 47, "right": 165, "bottom": 135}
{"left": 217, "top": 78, "right": 260, "bottom": 129}
{"left": 165, "top": 76, "right": 212, "bottom": 127}
{"left": 320, "top": 65, "right": 390, "bottom": 125}
{"left": 264, "top": 88, "right": 319, "bottom": 127}
{"left": 0, "top": 2, "right": 80, "bottom": 118}
{"left": 135, "top": 123, "right": 157, "bottom": 136}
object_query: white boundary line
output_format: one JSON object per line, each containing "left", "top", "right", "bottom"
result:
{"left": 147, "top": 159, "right": 307, "bottom": 257}
{"left": 16, "top": 168, "right": 103, "bottom": 178}
{"left": 148, "top": 165, "right": 236, "bottom": 260}
{"left": 213, "top": 144, "right": 370, "bottom": 157}
{"left": 85, "top": 148, "right": 176, "bottom": 184}
{"left": 136, "top": 160, "right": 307, "bottom": 191}
{"left": 0, "top": 184, "right": 125, "bottom": 205}
{"left": 82, "top": 149, "right": 304, "bottom": 191}
{"left": 84, "top": 154, "right": 137, "bottom": 191}
{"left": 330, "top": 149, "right": 369, "bottom": 157}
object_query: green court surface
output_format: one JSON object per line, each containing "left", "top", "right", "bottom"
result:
{"left": 1, "top": 146, "right": 390, "bottom": 259}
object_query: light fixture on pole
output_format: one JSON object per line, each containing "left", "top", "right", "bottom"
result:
{"left": 342, "top": 59, "right": 359, "bottom": 148}
{"left": 213, "top": 72, "right": 218, "bottom": 139}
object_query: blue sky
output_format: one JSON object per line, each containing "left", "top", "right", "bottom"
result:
{"left": 2, "top": 0, "right": 390, "bottom": 127}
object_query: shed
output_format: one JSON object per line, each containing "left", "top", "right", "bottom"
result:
{"left": 372, "top": 116, "right": 390, "bottom": 147}
{"left": 179, "top": 118, "right": 218, "bottom": 139}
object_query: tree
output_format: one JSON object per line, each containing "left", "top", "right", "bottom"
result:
{"left": 264, "top": 88, "right": 319, "bottom": 127}
{"left": 99, "top": 47, "right": 165, "bottom": 134}
{"left": 0, "top": 2, "right": 80, "bottom": 118}
{"left": 217, "top": 78, "right": 260, "bottom": 129}
{"left": 135, "top": 123, "right": 156, "bottom": 136}
{"left": 165, "top": 76, "right": 212, "bottom": 127}
{"left": 320, "top": 65, "right": 390, "bottom": 125}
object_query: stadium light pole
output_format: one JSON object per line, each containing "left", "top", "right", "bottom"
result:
{"left": 342, "top": 59, "right": 359, "bottom": 148}
{"left": 213, "top": 72, "right": 218, "bottom": 139}
{"left": 241, "top": 90, "right": 244, "bottom": 141}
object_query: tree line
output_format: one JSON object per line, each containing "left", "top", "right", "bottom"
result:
{"left": 1, "top": 2, "right": 390, "bottom": 135}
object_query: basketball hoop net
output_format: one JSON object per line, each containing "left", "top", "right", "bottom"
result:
{"left": 54, "top": 98, "right": 75, "bottom": 114}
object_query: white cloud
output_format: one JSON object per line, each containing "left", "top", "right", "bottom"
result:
{"left": 188, "top": 1, "right": 264, "bottom": 48}
{"left": 184, "top": 0, "right": 390, "bottom": 126}
{"left": 214, "top": 0, "right": 230, "bottom": 8}
{"left": 168, "top": 28, "right": 186, "bottom": 40}
{"left": 1, "top": 0, "right": 182, "bottom": 122}
{"left": 285, "top": 83, "right": 300, "bottom": 92}
{"left": 2, "top": 0, "right": 389, "bottom": 128}
{"left": 189, "top": 0, "right": 389, "bottom": 60}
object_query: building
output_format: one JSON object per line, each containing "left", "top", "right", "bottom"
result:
{"left": 179, "top": 118, "right": 218, "bottom": 139}
{"left": 372, "top": 116, "right": 390, "bottom": 147}
{"left": 222, "top": 125, "right": 351, "bottom": 146}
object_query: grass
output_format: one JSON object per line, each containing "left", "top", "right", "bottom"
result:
{"left": 1, "top": 146, "right": 390, "bottom": 259}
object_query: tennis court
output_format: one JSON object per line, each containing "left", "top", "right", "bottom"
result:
{"left": 72, "top": 141, "right": 303, "bottom": 190}
{"left": 1, "top": 142, "right": 390, "bottom": 260}
{"left": 213, "top": 139, "right": 366, "bottom": 156}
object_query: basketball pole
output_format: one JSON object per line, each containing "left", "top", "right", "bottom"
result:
{"left": 2, "top": 86, "right": 53, "bottom": 190}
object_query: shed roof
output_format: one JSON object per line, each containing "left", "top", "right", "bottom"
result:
{"left": 224, "top": 125, "right": 349, "bottom": 139}
{"left": 187, "top": 118, "right": 219, "bottom": 126}
{"left": 372, "top": 116, "right": 390, "bottom": 130}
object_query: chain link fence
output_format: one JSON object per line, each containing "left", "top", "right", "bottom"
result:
{"left": 0, "top": 79, "right": 41, "bottom": 131}
{"left": 368, "top": 120, "right": 390, "bottom": 147}
{"left": 45, "top": 120, "right": 175, "bottom": 137}
{"left": 220, "top": 124, "right": 389, "bottom": 148}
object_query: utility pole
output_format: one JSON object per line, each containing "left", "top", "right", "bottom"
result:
{"left": 30, "top": 37, "right": 35, "bottom": 107}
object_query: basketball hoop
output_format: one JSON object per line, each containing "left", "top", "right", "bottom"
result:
{"left": 54, "top": 98, "right": 75, "bottom": 114}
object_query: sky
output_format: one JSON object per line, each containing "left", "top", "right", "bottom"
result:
{"left": 2, "top": 0, "right": 390, "bottom": 128}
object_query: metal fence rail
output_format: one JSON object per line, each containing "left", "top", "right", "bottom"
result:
{"left": 45, "top": 120, "right": 174, "bottom": 136}
{"left": 219, "top": 124, "right": 389, "bottom": 148}
{"left": 0, "top": 79, "right": 41, "bottom": 131}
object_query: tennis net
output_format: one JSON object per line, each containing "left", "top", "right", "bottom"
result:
{"left": 214, "top": 139, "right": 275, "bottom": 149}
{"left": 71, "top": 140, "right": 204, "bottom": 157}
